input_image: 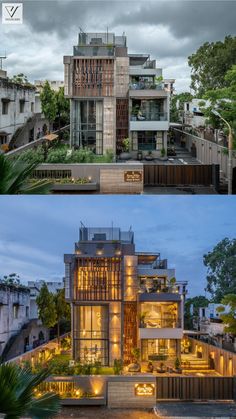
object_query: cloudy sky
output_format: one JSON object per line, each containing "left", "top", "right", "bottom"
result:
{"left": 0, "top": 0, "right": 235, "bottom": 92}
{"left": 0, "top": 195, "right": 235, "bottom": 297}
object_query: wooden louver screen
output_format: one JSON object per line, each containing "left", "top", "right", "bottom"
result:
{"left": 73, "top": 58, "right": 114, "bottom": 97}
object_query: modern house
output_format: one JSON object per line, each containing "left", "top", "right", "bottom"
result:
{"left": 64, "top": 31, "right": 170, "bottom": 157}
{"left": 64, "top": 226, "right": 187, "bottom": 367}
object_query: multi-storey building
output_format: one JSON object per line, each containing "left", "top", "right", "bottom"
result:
{"left": 0, "top": 70, "right": 47, "bottom": 150}
{"left": 64, "top": 32, "right": 170, "bottom": 157}
{"left": 64, "top": 226, "right": 187, "bottom": 367}
{"left": 0, "top": 281, "right": 50, "bottom": 359}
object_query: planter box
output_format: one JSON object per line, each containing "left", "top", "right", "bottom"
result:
{"left": 52, "top": 183, "right": 98, "bottom": 192}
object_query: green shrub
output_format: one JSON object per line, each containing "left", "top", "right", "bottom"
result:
{"left": 71, "top": 148, "right": 95, "bottom": 163}
{"left": 113, "top": 359, "right": 123, "bottom": 375}
{"left": 17, "top": 147, "right": 45, "bottom": 164}
{"left": 46, "top": 147, "right": 68, "bottom": 163}
{"left": 104, "top": 149, "right": 114, "bottom": 163}
{"left": 81, "top": 362, "right": 94, "bottom": 375}
{"left": 93, "top": 361, "right": 102, "bottom": 375}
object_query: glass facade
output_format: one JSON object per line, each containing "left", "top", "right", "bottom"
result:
{"left": 140, "top": 302, "right": 179, "bottom": 328}
{"left": 73, "top": 305, "right": 109, "bottom": 365}
{"left": 141, "top": 339, "right": 177, "bottom": 361}
{"left": 72, "top": 100, "right": 103, "bottom": 154}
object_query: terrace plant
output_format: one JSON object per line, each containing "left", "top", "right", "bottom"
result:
{"left": 131, "top": 347, "right": 141, "bottom": 363}
{"left": 113, "top": 359, "right": 123, "bottom": 375}
{"left": 0, "top": 363, "right": 61, "bottom": 419}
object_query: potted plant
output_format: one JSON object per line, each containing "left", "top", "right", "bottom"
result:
{"left": 174, "top": 357, "right": 182, "bottom": 373}
{"left": 157, "top": 362, "right": 166, "bottom": 373}
{"left": 145, "top": 150, "right": 154, "bottom": 161}
{"left": 131, "top": 105, "right": 140, "bottom": 120}
{"left": 119, "top": 137, "right": 132, "bottom": 160}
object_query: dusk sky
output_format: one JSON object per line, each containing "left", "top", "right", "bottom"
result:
{"left": 0, "top": 0, "right": 235, "bottom": 92}
{"left": 0, "top": 195, "right": 235, "bottom": 298}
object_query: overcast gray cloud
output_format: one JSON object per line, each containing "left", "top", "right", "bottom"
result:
{"left": 0, "top": 0, "right": 235, "bottom": 92}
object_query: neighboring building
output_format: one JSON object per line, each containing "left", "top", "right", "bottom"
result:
{"left": 34, "top": 80, "right": 64, "bottom": 92}
{"left": 64, "top": 31, "right": 170, "bottom": 157}
{"left": 164, "top": 79, "right": 175, "bottom": 95}
{"left": 0, "top": 70, "right": 48, "bottom": 150}
{"left": 0, "top": 281, "right": 47, "bottom": 359}
{"left": 64, "top": 226, "right": 187, "bottom": 367}
{"left": 183, "top": 99, "right": 211, "bottom": 129}
{"left": 28, "top": 280, "right": 64, "bottom": 319}
{"left": 197, "top": 303, "right": 230, "bottom": 336}
{"left": 0, "top": 282, "right": 30, "bottom": 355}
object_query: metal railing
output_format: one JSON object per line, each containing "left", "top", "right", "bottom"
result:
{"left": 129, "top": 82, "right": 164, "bottom": 91}
{"left": 140, "top": 317, "right": 181, "bottom": 328}
{"left": 130, "top": 111, "right": 167, "bottom": 122}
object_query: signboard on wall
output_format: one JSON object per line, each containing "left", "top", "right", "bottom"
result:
{"left": 124, "top": 171, "right": 143, "bottom": 183}
{"left": 134, "top": 383, "right": 155, "bottom": 397}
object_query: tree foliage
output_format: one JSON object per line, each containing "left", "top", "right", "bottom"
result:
{"left": 184, "top": 295, "right": 209, "bottom": 329}
{"left": 202, "top": 65, "right": 236, "bottom": 142}
{"left": 0, "top": 273, "right": 21, "bottom": 286}
{"left": 170, "top": 92, "right": 193, "bottom": 122}
{"left": 0, "top": 363, "right": 60, "bottom": 419}
{"left": 40, "top": 81, "right": 57, "bottom": 128}
{"left": 217, "top": 294, "right": 236, "bottom": 335}
{"left": 36, "top": 283, "right": 57, "bottom": 329}
{"left": 203, "top": 238, "right": 236, "bottom": 302}
{"left": 36, "top": 284, "right": 71, "bottom": 341}
{"left": 188, "top": 36, "right": 236, "bottom": 96}
{"left": 40, "top": 83, "right": 69, "bottom": 130}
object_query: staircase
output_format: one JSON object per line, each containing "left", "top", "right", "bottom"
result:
{"left": 181, "top": 354, "right": 211, "bottom": 372}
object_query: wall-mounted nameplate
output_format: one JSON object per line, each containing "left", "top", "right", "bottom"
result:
{"left": 134, "top": 383, "right": 155, "bottom": 397}
{"left": 124, "top": 171, "right": 143, "bottom": 183}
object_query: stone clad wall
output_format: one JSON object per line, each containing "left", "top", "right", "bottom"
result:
{"left": 35, "top": 163, "right": 144, "bottom": 194}
{"left": 100, "top": 167, "right": 143, "bottom": 194}
{"left": 107, "top": 377, "right": 156, "bottom": 408}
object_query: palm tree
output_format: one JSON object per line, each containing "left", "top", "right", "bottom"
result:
{"left": 0, "top": 363, "right": 61, "bottom": 419}
{"left": 0, "top": 154, "right": 52, "bottom": 194}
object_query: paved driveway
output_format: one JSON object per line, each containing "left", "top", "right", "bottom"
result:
{"left": 155, "top": 402, "right": 236, "bottom": 417}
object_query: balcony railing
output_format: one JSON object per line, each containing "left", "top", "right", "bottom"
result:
{"left": 138, "top": 285, "right": 180, "bottom": 294}
{"left": 130, "top": 111, "right": 168, "bottom": 122}
{"left": 140, "top": 317, "right": 182, "bottom": 329}
{"left": 129, "top": 82, "right": 163, "bottom": 90}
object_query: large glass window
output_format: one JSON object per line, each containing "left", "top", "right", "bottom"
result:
{"left": 141, "top": 339, "right": 177, "bottom": 361}
{"left": 140, "top": 302, "right": 179, "bottom": 328}
{"left": 72, "top": 100, "right": 103, "bottom": 154}
{"left": 135, "top": 131, "right": 163, "bottom": 151}
{"left": 74, "top": 305, "right": 109, "bottom": 365}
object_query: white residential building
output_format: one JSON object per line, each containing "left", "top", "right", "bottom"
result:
{"left": 0, "top": 71, "right": 48, "bottom": 150}
{"left": 183, "top": 99, "right": 211, "bottom": 128}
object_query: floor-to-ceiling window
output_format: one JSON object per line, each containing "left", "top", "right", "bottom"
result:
{"left": 72, "top": 100, "right": 103, "bottom": 154}
{"left": 74, "top": 305, "right": 109, "bottom": 365}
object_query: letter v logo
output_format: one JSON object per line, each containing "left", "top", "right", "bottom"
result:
{"left": 5, "top": 5, "right": 20, "bottom": 18}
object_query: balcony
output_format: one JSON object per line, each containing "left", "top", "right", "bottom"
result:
{"left": 140, "top": 317, "right": 182, "bottom": 329}
{"left": 139, "top": 327, "right": 183, "bottom": 340}
{"left": 130, "top": 111, "right": 168, "bottom": 131}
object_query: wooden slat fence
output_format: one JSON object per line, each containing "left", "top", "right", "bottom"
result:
{"left": 144, "top": 164, "right": 219, "bottom": 188}
{"left": 156, "top": 376, "right": 234, "bottom": 400}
